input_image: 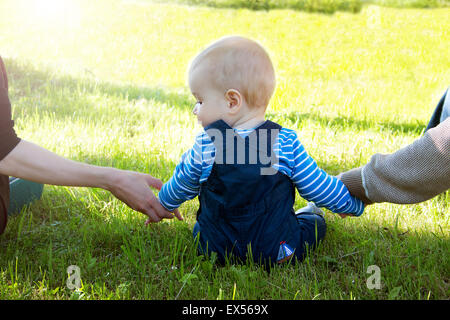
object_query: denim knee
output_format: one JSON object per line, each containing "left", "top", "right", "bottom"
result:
{"left": 192, "top": 222, "right": 201, "bottom": 249}
{"left": 296, "top": 213, "right": 327, "bottom": 244}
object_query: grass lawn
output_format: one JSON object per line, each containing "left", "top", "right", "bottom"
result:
{"left": 0, "top": 0, "right": 449, "bottom": 299}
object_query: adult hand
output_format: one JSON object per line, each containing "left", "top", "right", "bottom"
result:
{"left": 0, "top": 140, "right": 182, "bottom": 224}
{"left": 106, "top": 169, "right": 183, "bottom": 223}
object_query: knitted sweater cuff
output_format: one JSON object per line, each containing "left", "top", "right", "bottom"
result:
{"left": 337, "top": 168, "right": 373, "bottom": 205}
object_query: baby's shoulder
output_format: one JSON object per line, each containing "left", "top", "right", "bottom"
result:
{"left": 191, "top": 130, "right": 216, "bottom": 154}
{"left": 276, "top": 127, "right": 300, "bottom": 142}
{"left": 194, "top": 129, "right": 214, "bottom": 143}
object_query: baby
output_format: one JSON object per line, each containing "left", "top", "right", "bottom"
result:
{"left": 158, "top": 36, "right": 364, "bottom": 266}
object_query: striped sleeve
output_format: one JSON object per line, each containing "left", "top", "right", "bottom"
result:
{"left": 274, "top": 128, "right": 364, "bottom": 216}
{"left": 158, "top": 131, "right": 215, "bottom": 211}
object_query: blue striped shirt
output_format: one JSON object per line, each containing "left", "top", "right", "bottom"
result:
{"left": 159, "top": 126, "right": 364, "bottom": 216}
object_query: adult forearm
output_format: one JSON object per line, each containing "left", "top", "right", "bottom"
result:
{"left": 0, "top": 139, "right": 183, "bottom": 222}
{"left": 0, "top": 140, "right": 113, "bottom": 189}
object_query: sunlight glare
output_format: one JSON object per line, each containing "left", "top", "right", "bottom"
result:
{"left": 27, "top": 0, "right": 82, "bottom": 27}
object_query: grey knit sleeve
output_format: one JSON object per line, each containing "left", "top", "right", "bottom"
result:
{"left": 360, "top": 118, "right": 450, "bottom": 204}
{"left": 337, "top": 168, "right": 373, "bottom": 205}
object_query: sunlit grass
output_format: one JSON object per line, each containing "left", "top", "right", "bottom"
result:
{"left": 0, "top": 0, "right": 449, "bottom": 299}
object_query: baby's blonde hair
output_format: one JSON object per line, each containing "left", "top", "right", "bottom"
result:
{"left": 189, "top": 36, "right": 276, "bottom": 110}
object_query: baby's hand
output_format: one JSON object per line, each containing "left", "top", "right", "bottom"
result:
{"left": 145, "top": 204, "right": 183, "bottom": 225}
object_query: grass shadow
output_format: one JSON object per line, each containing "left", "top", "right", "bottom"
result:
{"left": 6, "top": 57, "right": 430, "bottom": 136}
{"left": 4, "top": 58, "right": 194, "bottom": 115}
{"left": 365, "top": 0, "right": 450, "bottom": 9}
{"left": 269, "top": 111, "right": 427, "bottom": 136}
{"left": 153, "top": 0, "right": 364, "bottom": 14}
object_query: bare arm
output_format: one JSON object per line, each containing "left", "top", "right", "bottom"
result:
{"left": 0, "top": 140, "right": 182, "bottom": 222}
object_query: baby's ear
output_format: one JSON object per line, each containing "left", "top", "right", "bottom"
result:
{"left": 225, "top": 89, "right": 242, "bottom": 113}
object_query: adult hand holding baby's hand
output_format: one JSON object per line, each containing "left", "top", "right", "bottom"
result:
{"left": 144, "top": 196, "right": 183, "bottom": 225}
{"left": 106, "top": 169, "right": 182, "bottom": 223}
{"left": 145, "top": 205, "right": 182, "bottom": 226}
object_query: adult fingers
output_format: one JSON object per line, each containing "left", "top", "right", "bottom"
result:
{"left": 143, "top": 174, "right": 163, "bottom": 191}
{"left": 173, "top": 208, "right": 183, "bottom": 221}
{"left": 149, "top": 197, "right": 175, "bottom": 220}
{"left": 143, "top": 207, "right": 161, "bottom": 224}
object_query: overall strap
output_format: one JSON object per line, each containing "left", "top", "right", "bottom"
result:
{"left": 203, "top": 119, "right": 282, "bottom": 169}
{"left": 257, "top": 120, "right": 282, "bottom": 131}
{"left": 203, "top": 119, "right": 282, "bottom": 133}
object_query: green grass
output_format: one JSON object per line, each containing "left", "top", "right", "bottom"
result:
{"left": 160, "top": 0, "right": 364, "bottom": 13}
{"left": 157, "top": 0, "right": 450, "bottom": 12}
{"left": 369, "top": 0, "right": 450, "bottom": 9}
{"left": 0, "top": 0, "right": 449, "bottom": 299}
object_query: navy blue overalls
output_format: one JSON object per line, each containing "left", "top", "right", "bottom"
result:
{"left": 193, "top": 119, "right": 326, "bottom": 267}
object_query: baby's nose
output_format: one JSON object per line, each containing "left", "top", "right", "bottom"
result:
{"left": 192, "top": 104, "right": 198, "bottom": 115}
